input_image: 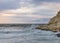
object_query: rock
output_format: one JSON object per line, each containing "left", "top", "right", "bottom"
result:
{"left": 47, "top": 10, "right": 60, "bottom": 32}
{"left": 56, "top": 33, "right": 60, "bottom": 37}
{"left": 36, "top": 24, "right": 51, "bottom": 31}
{"left": 36, "top": 10, "right": 60, "bottom": 32}
{"left": 35, "top": 27, "right": 41, "bottom": 29}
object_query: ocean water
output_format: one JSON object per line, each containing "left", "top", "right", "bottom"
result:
{"left": 0, "top": 24, "right": 60, "bottom": 43}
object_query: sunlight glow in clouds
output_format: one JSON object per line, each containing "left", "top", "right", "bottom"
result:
{"left": 0, "top": 0, "right": 60, "bottom": 23}
{"left": 2, "top": 7, "right": 34, "bottom": 14}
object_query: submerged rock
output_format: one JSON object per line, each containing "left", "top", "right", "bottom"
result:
{"left": 56, "top": 33, "right": 60, "bottom": 37}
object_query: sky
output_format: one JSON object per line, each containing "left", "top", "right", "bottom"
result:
{"left": 0, "top": 0, "right": 60, "bottom": 24}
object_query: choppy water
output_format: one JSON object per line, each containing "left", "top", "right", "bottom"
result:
{"left": 0, "top": 24, "right": 60, "bottom": 43}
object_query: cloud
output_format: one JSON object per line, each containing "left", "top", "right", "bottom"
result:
{"left": 0, "top": 0, "right": 33, "bottom": 10}
{"left": 0, "top": 15, "right": 50, "bottom": 24}
{"left": 0, "top": 0, "right": 20, "bottom": 10}
{"left": 32, "top": 0, "right": 60, "bottom": 5}
{"left": 0, "top": 0, "right": 60, "bottom": 23}
{"left": 2, "top": 7, "right": 34, "bottom": 14}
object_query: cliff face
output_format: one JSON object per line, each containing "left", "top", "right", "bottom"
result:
{"left": 36, "top": 11, "right": 60, "bottom": 32}
{"left": 47, "top": 11, "right": 60, "bottom": 32}
{"left": 48, "top": 11, "right": 60, "bottom": 25}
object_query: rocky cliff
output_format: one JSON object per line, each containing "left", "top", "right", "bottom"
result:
{"left": 36, "top": 11, "right": 60, "bottom": 32}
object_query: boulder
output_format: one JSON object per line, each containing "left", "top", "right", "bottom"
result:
{"left": 56, "top": 33, "right": 60, "bottom": 37}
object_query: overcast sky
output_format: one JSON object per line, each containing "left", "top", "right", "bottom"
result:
{"left": 0, "top": 0, "right": 60, "bottom": 24}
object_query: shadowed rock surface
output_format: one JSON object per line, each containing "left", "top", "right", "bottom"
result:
{"left": 56, "top": 33, "right": 60, "bottom": 37}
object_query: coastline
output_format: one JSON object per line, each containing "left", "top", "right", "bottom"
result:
{"left": 36, "top": 11, "right": 60, "bottom": 32}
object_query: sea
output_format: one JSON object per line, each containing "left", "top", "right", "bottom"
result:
{"left": 0, "top": 24, "right": 60, "bottom": 43}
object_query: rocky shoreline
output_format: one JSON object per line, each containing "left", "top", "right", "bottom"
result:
{"left": 36, "top": 11, "right": 60, "bottom": 37}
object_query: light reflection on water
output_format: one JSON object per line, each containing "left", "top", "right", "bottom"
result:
{"left": 0, "top": 27, "right": 60, "bottom": 43}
